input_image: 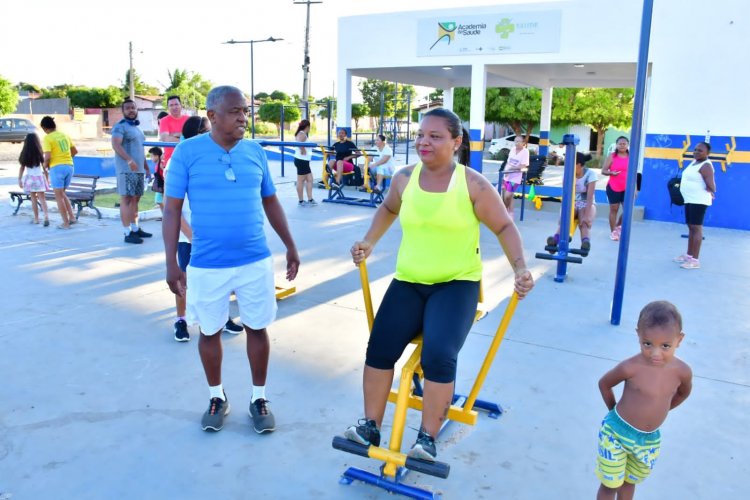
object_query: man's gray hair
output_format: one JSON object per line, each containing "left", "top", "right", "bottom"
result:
{"left": 206, "top": 85, "right": 244, "bottom": 111}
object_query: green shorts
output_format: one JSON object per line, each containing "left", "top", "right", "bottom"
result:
{"left": 596, "top": 409, "right": 661, "bottom": 489}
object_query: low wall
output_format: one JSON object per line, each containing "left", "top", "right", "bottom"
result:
{"left": 9, "top": 114, "right": 102, "bottom": 140}
{"left": 640, "top": 133, "right": 749, "bottom": 231}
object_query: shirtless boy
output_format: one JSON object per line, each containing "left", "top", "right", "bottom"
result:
{"left": 596, "top": 300, "right": 693, "bottom": 500}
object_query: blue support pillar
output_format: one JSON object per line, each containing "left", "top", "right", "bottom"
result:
{"left": 610, "top": 0, "right": 654, "bottom": 325}
{"left": 554, "top": 134, "right": 579, "bottom": 282}
{"left": 469, "top": 128, "right": 483, "bottom": 172}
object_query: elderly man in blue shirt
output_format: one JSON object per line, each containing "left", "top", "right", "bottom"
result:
{"left": 163, "top": 85, "right": 299, "bottom": 434}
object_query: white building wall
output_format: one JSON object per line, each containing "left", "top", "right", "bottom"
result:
{"left": 338, "top": 0, "right": 642, "bottom": 86}
{"left": 647, "top": 0, "right": 750, "bottom": 135}
{"left": 339, "top": 0, "right": 750, "bottom": 136}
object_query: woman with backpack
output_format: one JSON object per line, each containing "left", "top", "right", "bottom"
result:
{"left": 675, "top": 142, "right": 716, "bottom": 269}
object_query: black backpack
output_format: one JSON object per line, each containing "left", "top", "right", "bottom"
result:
{"left": 667, "top": 176, "right": 684, "bottom": 206}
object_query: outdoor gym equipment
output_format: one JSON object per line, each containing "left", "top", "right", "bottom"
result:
{"left": 332, "top": 260, "right": 520, "bottom": 499}
{"left": 534, "top": 134, "right": 587, "bottom": 282}
{"left": 319, "top": 146, "right": 385, "bottom": 208}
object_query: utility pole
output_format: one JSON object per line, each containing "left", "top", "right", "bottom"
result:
{"left": 294, "top": 0, "right": 322, "bottom": 118}
{"left": 128, "top": 41, "right": 135, "bottom": 100}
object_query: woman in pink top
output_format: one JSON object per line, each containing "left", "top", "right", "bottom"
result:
{"left": 501, "top": 136, "right": 529, "bottom": 219}
{"left": 601, "top": 136, "right": 630, "bottom": 240}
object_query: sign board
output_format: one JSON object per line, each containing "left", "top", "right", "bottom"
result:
{"left": 73, "top": 108, "right": 85, "bottom": 121}
{"left": 417, "top": 11, "right": 561, "bottom": 57}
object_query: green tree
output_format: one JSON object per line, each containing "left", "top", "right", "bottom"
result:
{"left": 164, "top": 69, "right": 212, "bottom": 109}
{"left": 41, "top": 84, "right": 75, "bottom": 99}
{"left": 254, "top": 92, "right": 270, "bottom": 102}
{"left": 0, "top": 75, "right": 19, "bottom": 115}
{"left": 270, "top": 90, "right": 289, "bottom": 102}
{"left": 351, "top": 103, "right": 369, "bottom": 130}
{"left": 358, "top": 79, "right": 416, "bottom": 130}
{"left": 488, "top": 88, "right": 542, "bottom": 139}
{"left": 18, "top": 82, "right": 42, "bottom": 93}
{"left": 258, "top": 100, "right": 301, "bottom": 134}
{"left": 121, "top": 69, "right": 160, "bottom": 96}
{"left": 566, "top": 88, "right": 633, "bottom": 154}
{"left": 317, "top": 96, "right": 336, "bottom": 119}
{"left": 67, "top": 86, "right": 123, "bottom": 108}
{"left": 428, "top": 88, "right": 444, "bottom": 102}
{"left": 455, "top": 87, "right": 542, "bottom": 141}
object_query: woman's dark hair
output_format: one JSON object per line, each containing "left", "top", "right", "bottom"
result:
{"left": 576, "top": 152, "right": 592, "bottom": 166}
{"left": 40, "top": 116, "right": 56, "bottom": 130}
{"left": 613, "top": 135, "right": 630, "bottom": 157}
{"left": 697, "top": 141, "right": 712, "bottom": 153}
{"left": 294, "top": 119, "right": 311, "bottom": 136}
{"left": 182, "top": 116, "right": 210, "bottom": 139}
{"left": 422, "top": 108, "right": 471, "bottom": 167}
{"left": 377, "top": 134, "right": 386, "bottom": 142}
{"left": 157, "top": 111, "right": 168, "bottom": 121}
{"left": 19, "top": 133, "right": 44, "bottom": 167}
{"left": 148, "top": 146, "right": 163, "bottom": 157}
{"left": 457, "top": 127, "right": 470, "bottom": 166}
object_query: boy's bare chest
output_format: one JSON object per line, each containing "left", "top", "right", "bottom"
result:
{"left": 627, "top": 368, "right": 680, "bottom": 399}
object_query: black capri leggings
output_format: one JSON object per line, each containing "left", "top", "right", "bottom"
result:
{"left": 365, "top": 279, "right": 480, "bottom": 384}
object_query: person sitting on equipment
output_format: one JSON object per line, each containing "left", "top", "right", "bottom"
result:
{"left": 368, "top": 134, "right": 395, "bottom": 193}
{"left": 344, "top": 108, "right": 534, "bottom": 462}
{"left": 546, "top": 152, "right": 597, "bottom": 254}
{"left": 329, "top": 128, "right": 359, "bottom": 186}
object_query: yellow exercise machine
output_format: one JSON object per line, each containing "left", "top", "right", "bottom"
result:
{"left": 320, "top": 146, "right": 385, "bottom": 207}
{"left": 332, "top": 260, "right": 519, "bottom": 499}
{"left": 274, "top": 285, "right": 296, "bottom": 300}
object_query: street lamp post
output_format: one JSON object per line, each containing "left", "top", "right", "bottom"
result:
{"left": 223, "top": 36, "right": 283, "bottom": 138}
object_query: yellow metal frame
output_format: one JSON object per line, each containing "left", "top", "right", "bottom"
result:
{"left": 319, "top": 146, "right": 371, "bottom": 191}
{"left": 357, "top": 261, "right": 519, "bottom": 477}
{"left": 274, "top": 285, "right": 296, "bottom": 300}
{"left": 234, "top": 286, "right": 296, "bottom": 302}
{"left": 569, "top": 164, "right": 578, "bottom": 238}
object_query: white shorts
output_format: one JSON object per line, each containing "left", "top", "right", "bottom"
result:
{"left": 186, "top": 256, "right": 277, "bottom": 335}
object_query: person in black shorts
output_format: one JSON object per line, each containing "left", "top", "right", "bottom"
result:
{"left": 293, "top": 119, "right": 316, "bottom": 206}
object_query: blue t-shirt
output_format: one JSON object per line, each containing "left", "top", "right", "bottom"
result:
{"left": 165, "top": 134, "right": 277, "bottom": 269}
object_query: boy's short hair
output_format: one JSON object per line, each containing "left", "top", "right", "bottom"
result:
{"left": 637, "top": 300, "right": 683, "bottom": 332}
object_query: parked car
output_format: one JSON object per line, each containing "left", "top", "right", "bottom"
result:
{"left": 0, "top": 117, "right": 38, "bottom": 143}
{"left": 488, "top": 134, "right": 567, "bottom": 160}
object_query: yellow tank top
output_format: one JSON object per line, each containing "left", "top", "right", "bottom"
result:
{"left": 395, "top": 162, "right": 482, "bottom": 284}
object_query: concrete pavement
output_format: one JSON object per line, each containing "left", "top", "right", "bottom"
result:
{"left": 0, "top": 158, "right": 747, "bottom": 499}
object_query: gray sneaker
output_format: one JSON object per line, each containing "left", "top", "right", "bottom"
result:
{"left": 248, "top": 398, "right": 276, "bottom": 434}
{"left": 201, "top": 395, "right": 230, "bottom": 432}
{"left": 407, "top": 428, "right": 437, "bottom": 462}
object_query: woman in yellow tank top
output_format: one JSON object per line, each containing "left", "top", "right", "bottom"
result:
{"left": 343, "top": 109, "right": 534, "bottom": 461}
